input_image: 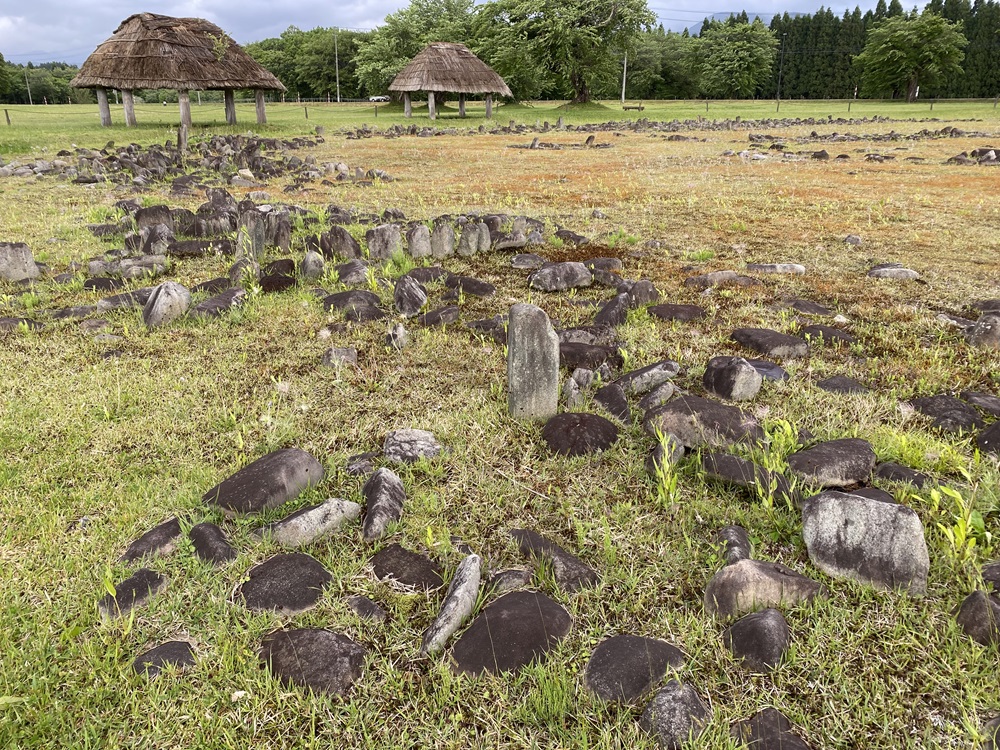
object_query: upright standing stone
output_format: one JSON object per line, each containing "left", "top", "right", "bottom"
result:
{"left": 508, "top": 303, "right": 559, "bottom": 421}
{"left": 431, "top": 223, "right": 455, "bottom": 259}
{"left": 238, "top": 211, "right": 266, "bottom": 260}
{"left": 406, "top": 224, "right": 432, "bottom": 259}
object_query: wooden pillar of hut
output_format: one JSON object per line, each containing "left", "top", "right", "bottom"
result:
{"left": 121, "top": 89, "right": 137, "bottom": 127}
{"left": 485, "top": 94, "right": 493, "bottom": 119}
{"left": 403, "top": 92, "right": 412, "bottom": 118}
{"left": 459, "top": 93, "right": 466, "bottom": 118}
{"left": 96, "top": 87, "right": 112, "bottom": 127}
{"left": 224, "top": 90, "right": 237, "bottom": 125}
{"left": 427, "top": 91, "right": 436, "bottom": 120}
{"left": 178, "top": 90, "right": 192, "bottom": 128}
{"left": 255, "top": 90, "right": 267, "bottom": 125}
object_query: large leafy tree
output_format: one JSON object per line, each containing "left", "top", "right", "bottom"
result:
{"left": 354, "top": 0, "right": 477, "bottom": 96}
{"left": 698, "top": 19, "right": 778, "bottom": 98}
{"left": 0, "top": 54, "right": 10, "bottom": 97}
{"left": 853, "top": 12, "right": 967, "bottom": 101}
{"left": 476, "top": 0, "right": 655, "bottom": 103}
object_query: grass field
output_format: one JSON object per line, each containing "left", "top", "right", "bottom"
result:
{"left": 1, "top": 101, "right": 999, "bottom": 748}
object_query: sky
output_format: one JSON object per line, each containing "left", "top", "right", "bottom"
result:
{"left": 1, "top": 0, "right": 889, "bottom": 66}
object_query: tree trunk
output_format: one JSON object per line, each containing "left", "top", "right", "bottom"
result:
{"left": 569, "top": 70, "right": 591, "bottom": 104}
{"left": 907, "top": 75, "right": 919, "bottom": 103}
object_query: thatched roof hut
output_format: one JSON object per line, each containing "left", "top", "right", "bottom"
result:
{"left": 389, "top": 42, "right": 511, "bottom": 119}
{"left": 72, "top": 13, "right": 285, "bottom": 128}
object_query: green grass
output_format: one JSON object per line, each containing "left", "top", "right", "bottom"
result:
{"left": 1, "top": 106, "right": 1000, "bottom": 748}
{"left": 2, "top": 97, "right": 1000, "bottom": 155}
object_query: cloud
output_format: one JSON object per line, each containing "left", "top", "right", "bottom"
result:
{"left": 2, "top": 0, "right": 884, "bottom": 65}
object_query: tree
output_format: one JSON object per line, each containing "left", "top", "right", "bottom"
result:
{"left": 354, "top": 0, "right": 477, "bottom": 97}
{"left": 0, "top": 54, "right": 10, "bottom": 97}
{"left": 853, "top": 12, "right": 967, "bottom": 101}
{"left": 698, "top": 19, "right": 778, "bottom": 98}
{"left": 475, "top": 0, "right": 655, "bottom": 103}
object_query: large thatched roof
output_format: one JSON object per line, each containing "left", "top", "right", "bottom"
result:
{"left": 71, "top": 13, "right": 285, "bottom": 92}
{"left": 389, "top": 42, "right": 512, "bottom": 97}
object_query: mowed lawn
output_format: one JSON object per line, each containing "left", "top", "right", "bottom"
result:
{"left": 0, "top": 101, "right": 999, "bottom": 748}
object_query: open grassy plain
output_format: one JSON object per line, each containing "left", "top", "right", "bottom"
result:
{"left": 0, "top": 100, "right": 999, "bottom": 749}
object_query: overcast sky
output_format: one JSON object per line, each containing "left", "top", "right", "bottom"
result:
{"left": 2, "top": 0, "right": 890, "bottom": 65}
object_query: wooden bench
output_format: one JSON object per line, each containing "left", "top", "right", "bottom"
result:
{"left": 623, "top": 103, "right": 645, "bottom": 111}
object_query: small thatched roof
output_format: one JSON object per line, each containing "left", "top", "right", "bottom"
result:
{"left": 389, "top": 42, "right": 512, "bottom": 97}
{"left": 71, "top": 13, "right": 285, "bottom": 92}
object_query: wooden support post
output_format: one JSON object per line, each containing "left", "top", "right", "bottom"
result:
{"left": 428, "top": 91, "right": 436, "bottom": 120}
{"left": 404, "top": 92, "right": 412, "bottom": 118}
{"left": 4, "top": 109, "right": 10, "bottom": 126}
{"left": 96, "top": 87, "right": 112, "bottom": 127}
{"left": 459, "top": 93, "right": 466, "bottom": 118}
{"left": 178, "top": 89, "right": 192, "bottom": 128}
{"left": 122, "top": 89, "right": 137, "bottom": 127}
{"left": 224, "top": 90, "right": 236, "bottom": 125}
{"left": 178, "top": 124, "right": 189, "bottom": 153}
{"left": 485, "top": 94, "right": 493, "bottom": 119}
{"left": 255, "top": 90, "right": 267, "bottom": 125}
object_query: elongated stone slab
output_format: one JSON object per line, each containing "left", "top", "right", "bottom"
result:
{"left": 203, "top": 448, "right": 324, "bottom": 517}
{"left": 508, "top": 303, "right": 559, "bottom": 421}
{"left": 420, "top": 554, "right": 482, "bottom": 655}
{"left": 362, "top": 468, "right": 405, "bottom": 541}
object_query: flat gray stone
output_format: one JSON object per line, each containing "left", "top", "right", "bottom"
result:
{"left": 747, "top": 263, "right": 806, "bottom": 275}
{"left": 143, "top": 282, "right": 191, "bottom": 327}
{"left": 451, "top": 591, "right": 571, "bottom": 676}
{"left": 967, "top": 314, "right": 1000, "bottom": 349}
{"left": 817, "top": 375, "right": 869, "bottom": 394}
{"left": 510, "top": 528, "right": 598, "bottom": 591}
{"left": 362, "top": 467, "right": 405, "bottom": 541}
{"left": 732, "top": 328, "right": 809, "bottom": 359}
{"left": 98, "top": 568, "right": 166, "bottom": 619}
{"left": 191, "top": 288, "right": 244, "bottom": 318}
{"left": 347, "top": 594, "right": 386, "bottom": 622}
{"left": 705, "top": 558, "right": 824, "bottom": 620}
{"left": 528, "top": 262, "right": 593, "bottom": 292}
{"left": 258, "top": 498, "right": 361, "bottom": 547}
{"left": 868, "top": 263, "right": 920, "bottom": 280}
{"left": 615, "top": 360, "right": 679, "bottom": 396}
{"left": 420, "top": 554, "right": 482, "bottom": 655}
{"left": 0, "top": 242, "right": 40, "bottom": 281}
{"left": 585, "top": 635, "right": 685, "bottom": 703}
{"left": 702, "top": 452, "right": 798, "bottom": 506}
{"left": 133, "top": 641, "right": 195, "bottom": 678}
{"left": 121, "top": 517, "right": 181, "bottom": 562}
{"left": 961, "top": 391, "right": 1000, "bottom": 417}
{"left": 512, "top": 253, "right": 545, "bottom": 270}
{"left": 731, "top": 708, "right": 814, "bottom": 750}
{"left": 648, "top": 304, "right": 705, "bottom": 322}
{"left": 394, "top": 275, "right": 427, "bottom": 317}
{"left": 910, "top": 394, "right": 984, "bottom": 433}
{"left": 541, "top": 413, "right": 618, "bottom": 455}
{"left": 956, "top": 590, "right": 1000, "bottom": 646}
{"left": 370, "top": 543, "right": 443, "bottom": 591}
{"left": 300, "top": 250, "right": 325, "bottom": 280}
{"left": 684, "top": 269, "right": 760, "bottom": 289}
{"left": 639, "top": 680, "right": 710, "bottom": 749}
{"left": 703, "top": 356, "right": 762, "bottom": 401}
{"left": 643, "top": 395, "right": 763, "bottom": 449}
{"left": 238, "top": 552, "right": 332, "bottom": 613}
{"left": 430, "top": 222, "right": 455, "bottom": 259}
{"left": 802, "top": 491, "right": 929, "bottom": 595}
{"left": 508, "top": 303, "right": 560, "bottom": 421}
{"left": 786, "top": 438, "right": 876, "bottom": 487}
{"left": 723, "top": 608, "right": 790, "bottom": 672}
{"left": 260, "top": 629, "right": 365, "bottom": 695}
{"left": 203, "top": 448, "right": 324, "bottom": 517}
{"left": 383, "top": 428, "right": 442, "bottom": 464}
{"left": 594, "top": 382, "right": 630, "bottom": 423}
{"left": 189, "top": 522, "right": 236, "bottom": 565}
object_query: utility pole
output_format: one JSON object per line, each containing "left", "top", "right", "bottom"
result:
{"left": 620, "top": 53, "right": 627, "bottom": 104}
{"left": 334, "top": 28, "right": 341, "bottom": 103}
{"left": 776, "top": 32, "right": 787, "bottom": 113}
{"left": 24, "top": 69, "right": 33, "bottom": 106}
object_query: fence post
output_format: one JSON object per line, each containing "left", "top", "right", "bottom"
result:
{"left": 4, "top": 109, "right": 10, "bottom": 126}
{"left": 304, "top": 106, "right": 308, "bottom": 119}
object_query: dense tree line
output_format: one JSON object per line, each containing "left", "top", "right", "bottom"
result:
{"left": 2, "top": 0, "right": 998, "bottom": 105}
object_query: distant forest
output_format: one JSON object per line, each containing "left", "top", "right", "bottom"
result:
{"left": 1, "top": 0, "right": 998, "bottom": 104}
